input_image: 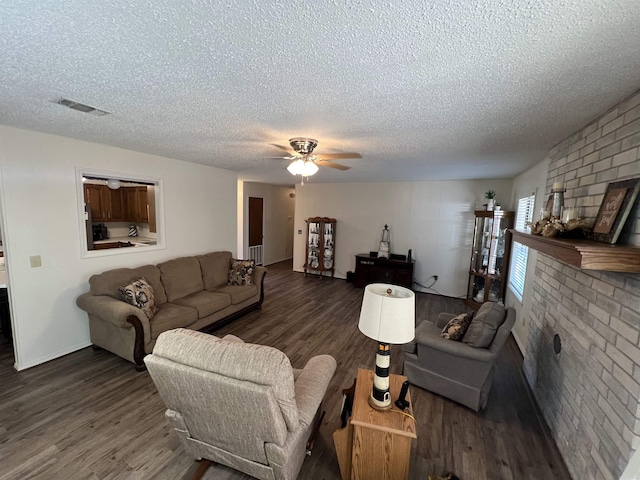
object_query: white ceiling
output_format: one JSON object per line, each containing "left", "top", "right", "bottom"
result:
{"left": 1, "top": 1, "right": 639, "bottom": 186}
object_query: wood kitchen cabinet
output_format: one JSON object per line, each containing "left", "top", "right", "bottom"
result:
{"left": 84, "top": 185, "right": 124, "bottom": 222}
{"left": 123, "top": 186, "right": 149, "bottom": 223}
{"left": 85, "top": 185, "right": 106, "bottom": 221}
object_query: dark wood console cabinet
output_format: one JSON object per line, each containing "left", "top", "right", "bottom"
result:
{"left": 354, "top": 254, "right": 414, "bottom": 289}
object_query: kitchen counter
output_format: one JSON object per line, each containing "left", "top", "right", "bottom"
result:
{"left": 93, "top": 236, "right": 157, "bottom": 247}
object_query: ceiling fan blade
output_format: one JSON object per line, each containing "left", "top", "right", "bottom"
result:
{"left": 316, "top": 152, "right": 362, "bottom": 160}
{"left": 315, "top": 160, "right": 350, "bottom": 171}
{"left": 270, "top": 143, "right": 293, "bottom": 152}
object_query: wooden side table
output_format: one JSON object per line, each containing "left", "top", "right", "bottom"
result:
{"left": 333, "top": 368, "right": 417, "bottom": 480}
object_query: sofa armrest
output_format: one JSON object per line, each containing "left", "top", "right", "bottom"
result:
{"left": 76, "top": 293, "right": 149, "bottom": 330}
{"left": 294, "top": 354, "right": 337, "bottom": 428}
{"left": 253, "top": 265, "right": 267, "bottom": 304}
{"left": 415, "top": 321, "right": 494, "bottom": 362}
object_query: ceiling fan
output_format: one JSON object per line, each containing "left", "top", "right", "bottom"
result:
{"left": 271, "top": 137, "right": 362, "bottom": 184}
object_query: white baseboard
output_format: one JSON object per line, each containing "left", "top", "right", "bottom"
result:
{"left": 512, "top": 330, "right": 526, "bottom": 355}
{"left": 14, "top": 341, "right": 92, "bottom": 371}
{"left": 264, "top": 256, "right": 293, "bottom": 266}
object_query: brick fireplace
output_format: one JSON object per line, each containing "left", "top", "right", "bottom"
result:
{"left": 524, "top": 89, "right": 640, "bottom": 480}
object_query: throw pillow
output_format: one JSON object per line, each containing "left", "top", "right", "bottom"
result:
{"left": 228, "top": 259, "right": 255, "bottom": 286}
{"left": 118, "top": 277, "right": 158, "bottom": 319}
{"left": 462, "top": 301, "right": 506, "bottom": 348}
{"left": 441, "top": 312, "right": 474, "bottom": 341}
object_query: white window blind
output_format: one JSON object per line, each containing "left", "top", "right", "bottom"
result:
{"left": 509, "top": 194, "right": 535, "bottom": 302}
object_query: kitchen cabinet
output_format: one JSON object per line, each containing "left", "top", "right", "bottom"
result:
{"left": 466, "top": 210, "right": 514, "bottom": 308}
{"left": 304, "top": 217, "right": 336, "bottom": 277}
{"left": 84, "top": 185, "right": 124, "bottom": 222}
{"left": 85, "top": 185, "right": 105, "bottom": 221}
{"left": 123, "top": 186, "right": 149, "bottom": 223}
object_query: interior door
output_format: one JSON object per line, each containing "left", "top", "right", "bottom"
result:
{"left": 249, "top": 197, "right": 264, "bottom": 265}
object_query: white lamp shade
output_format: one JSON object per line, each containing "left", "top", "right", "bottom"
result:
{"left": 358, "top": 283, "right": 415, "bottom": 344}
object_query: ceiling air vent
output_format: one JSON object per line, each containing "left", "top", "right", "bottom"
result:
{"left": 55, "top": 98, "right": 111, "bottom": 116}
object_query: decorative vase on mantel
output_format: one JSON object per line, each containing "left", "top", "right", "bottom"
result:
{"left": 487, "top": 199, "right": 495, "bottom": 211}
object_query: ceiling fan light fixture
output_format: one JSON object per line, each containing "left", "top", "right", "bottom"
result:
{"left": 289, "top": 137, "right": 318, "bottom": 155}
{"left": 106, "top": 178, "right": 121, "bottom": 189}
{"left": 287, "top": 158, "right": 319, "bottom": 177}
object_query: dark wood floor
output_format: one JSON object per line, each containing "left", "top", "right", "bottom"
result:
{"left": 0, "top": 261, "right": 570, "bottom": 480}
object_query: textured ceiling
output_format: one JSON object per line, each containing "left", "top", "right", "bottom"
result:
{"left": 1, "top": 1, "right": 639, "bottom": 186}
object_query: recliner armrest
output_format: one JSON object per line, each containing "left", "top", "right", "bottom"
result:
{"left": 294, "top": 355, "right": 337, "bottom": 428}
{"left": 436, "top": 312, "right": 457, "bottom": 329}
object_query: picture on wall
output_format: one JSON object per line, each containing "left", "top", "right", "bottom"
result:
{"left": 591, "top": 177, "right": 640, "bottom": 244}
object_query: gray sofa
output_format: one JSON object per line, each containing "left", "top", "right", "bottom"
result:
{"left": 76, "top": 251, "right": 266, "bottom": 369}
{"left": 145, "top": 328, "right": 337, "bottom": 480}
{"left": 402, "top": 301, "right": 515, "bottom": 411}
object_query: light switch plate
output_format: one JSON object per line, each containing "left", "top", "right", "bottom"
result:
{"left": 30, "top": 255, "right": 41, "bottom": 268}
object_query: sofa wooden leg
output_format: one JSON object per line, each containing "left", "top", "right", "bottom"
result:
{"left": 134, "top": 363, "right": 147, "bottom": 372}
{"left": 190, "top": 459, "right": 212, "bottom": 480}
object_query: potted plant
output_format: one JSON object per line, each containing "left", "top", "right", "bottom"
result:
{"left": 485, "top": 190, "right": 496, "bottom": 211}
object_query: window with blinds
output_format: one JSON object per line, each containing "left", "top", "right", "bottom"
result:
{"left": 509, "top": 194, "right": 535, "bottom": 302}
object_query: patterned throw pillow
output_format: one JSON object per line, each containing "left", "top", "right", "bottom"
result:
{"left": 118, "top": 277, "right": 158, "bottom": 319}
{"left": 228, "top": 259, "right": 255, "bottom": 286}
{"left": 441, "top": 312, "right": 475, "bottom": 341}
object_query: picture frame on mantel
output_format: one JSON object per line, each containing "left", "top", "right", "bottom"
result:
{"left": 590, "top": 177, "right": 640, "bottom": 244}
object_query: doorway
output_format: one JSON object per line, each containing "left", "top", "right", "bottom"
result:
{"left": 248, "top": 197, "right": 264, "bottom": 265}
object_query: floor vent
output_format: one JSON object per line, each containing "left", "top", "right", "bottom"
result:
{"left": 55, "top": 98, "right": 111, "bottom": 116}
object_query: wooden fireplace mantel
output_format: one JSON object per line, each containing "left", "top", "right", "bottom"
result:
{"left": 510, "top": 230, "right": 640, "bottom": 273}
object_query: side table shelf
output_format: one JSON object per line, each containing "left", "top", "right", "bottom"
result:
{"left": 510, "top": 230, "right": 640, "bottom": 273}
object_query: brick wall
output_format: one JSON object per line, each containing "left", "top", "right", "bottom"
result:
{"left": 524, "top": 89, "right": 640, "bottom": 480}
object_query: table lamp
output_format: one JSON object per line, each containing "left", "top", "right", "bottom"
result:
{"left": 358, "top": 283, "right": 415, "bottom": 411}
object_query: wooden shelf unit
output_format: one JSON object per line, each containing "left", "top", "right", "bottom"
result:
{"left": 510, "top": 230, "right": 640, "bottom": 273}
{"left": 353, "top": 254, "right": 414, "bottom": 289}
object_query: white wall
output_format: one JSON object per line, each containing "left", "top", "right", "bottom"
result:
{"left": 0, "top": 126, "right": 238, "bottom": 370}
{"left": 504, "top": 158, "right": 549, "bottom": 354}
{"left": 241, "top": 182, "right": 295, "bottom": 266}
{"left": 293, "top": 179, "right": 513, "bottom": 297}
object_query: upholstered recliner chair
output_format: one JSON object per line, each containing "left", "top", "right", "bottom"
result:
{"left": 144, "top": 328, "right": 337, "bottom": 480}
{"left": 402, "top": 302, "right": 515, "bottom": 411}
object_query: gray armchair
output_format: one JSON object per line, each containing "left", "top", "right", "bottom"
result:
{"left": 144, "top": 328, "right": 337, "bottom": 480}
{"left": 402, "top": 302, "right": 515, "bottom": 411}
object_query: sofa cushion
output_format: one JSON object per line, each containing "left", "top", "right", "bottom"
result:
{"left": 441, "top": 312, "right": 474, "bottom": 341}
{"left": 172, "top": 291, "right": 232, "bottom": 318}
{"left": 89, "top": 265, "right": 167, "bottom": 305}
{"left": 212, "top": 284, "right": 258, "bottom": 305}
{"left": 158, "top": 257, "right": 204, "bottom": 302}
{"left": 118, "top": 277, "right": 159, "bottom": 319}
{"left": 228, "top": 259, "right": 255, "bottom": 286}
{"left": 463, "top": 302, "right": 506, "bottom": 348}
{"left": 197, "top": 251, "right": 233, "bottom": 290}
{"left": 150, "top": 303, "right": 199, "bottom": 339}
